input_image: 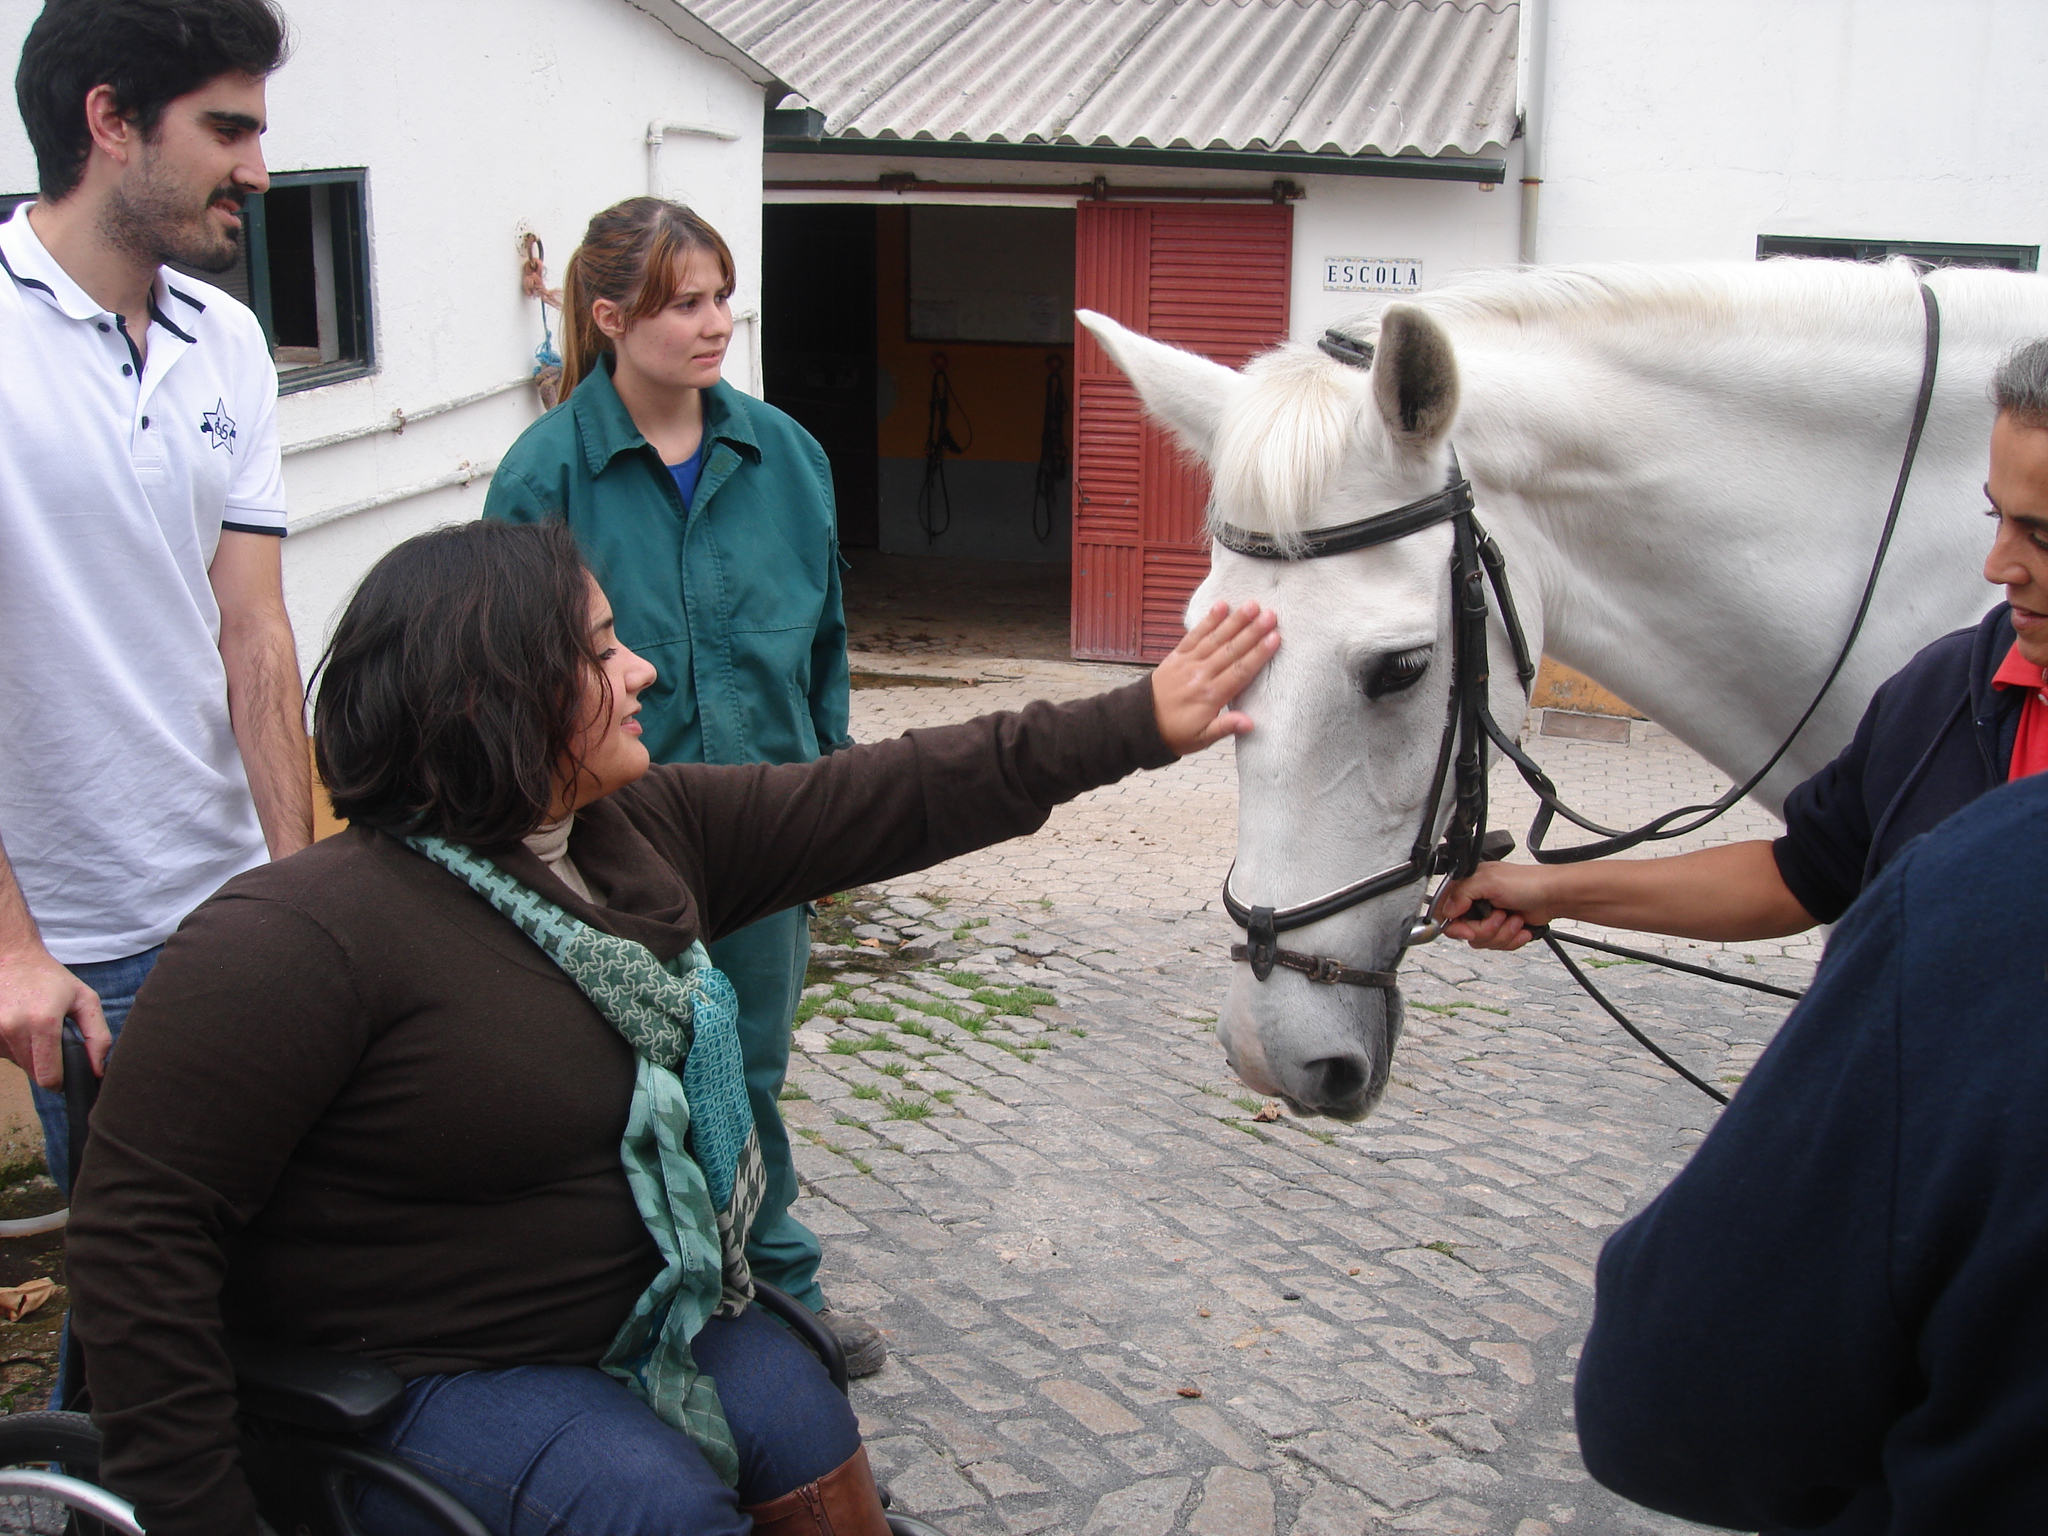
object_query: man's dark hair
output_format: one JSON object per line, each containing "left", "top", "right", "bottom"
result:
{"left": 313, "top": 521, "right": 608, "bottom": 847}
{"left": 15, "top": 0, "right": 289, "bottom": 199}
{"left": 1993, "top": 337, "right": 2048, "bottom": 431}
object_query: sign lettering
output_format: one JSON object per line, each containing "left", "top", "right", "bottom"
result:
{"left": 1322, "top": 257, "right": 1424, "bottom": 294}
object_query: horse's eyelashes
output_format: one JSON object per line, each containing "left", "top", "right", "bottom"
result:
{"left": 1364, "top": 647, "right": 1433, "bottom": 700}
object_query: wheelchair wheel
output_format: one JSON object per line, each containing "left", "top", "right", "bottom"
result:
{"left": 0, "top": 1410, "right": 136, "bottom": 1535}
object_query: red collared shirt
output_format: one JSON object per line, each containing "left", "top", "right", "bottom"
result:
{"left": 1991, "top": 643, "right": 2048, "bottom": 780}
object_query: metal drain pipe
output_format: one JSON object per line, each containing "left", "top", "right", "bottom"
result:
{"left": 1519, "top": 0, "right": 1551, "bottom": 265}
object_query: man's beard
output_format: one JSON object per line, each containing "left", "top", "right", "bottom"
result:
{"left": 102, "top": 154, "right": 244, "bottom": 274}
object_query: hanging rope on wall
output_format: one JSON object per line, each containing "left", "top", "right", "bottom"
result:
{"left": 520, "top": 233, "right": 565, "bottom": 408}
{"left": 917, "top": 352, "right": 973, "bottom": 544}
{"left": 1032, "top": 353, "right": 1069, "bottom": 544}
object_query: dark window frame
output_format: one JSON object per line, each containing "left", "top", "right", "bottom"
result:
{"left": 1757, "top": 233, "right": 2039, "bottom": 272}
{"left": 2, "top": 170, "right": 376, "bottom": 394}
{"left": 251, "top": 168, "right": 376, "bottom": 394}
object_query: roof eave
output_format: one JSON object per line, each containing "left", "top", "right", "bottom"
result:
{"left": 635, "top": 0, "right": 791, "bottom": 96}
{"left": 764, "top": 134, "right": 1509, "bottom": 185}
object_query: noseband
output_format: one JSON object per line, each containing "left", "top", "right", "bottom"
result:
{"left": 1220, "top": 344, "right": 1536, "bottom": 992}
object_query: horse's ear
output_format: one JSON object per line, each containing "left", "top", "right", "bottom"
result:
{"left": 1076, "top": 309, "right": 1241, "bottom": 458}
{"left": 1372, "top": 305, "right": 1459, "bottom": 451}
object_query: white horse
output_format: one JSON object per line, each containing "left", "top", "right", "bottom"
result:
{"left": 1081, "top": 259, "right": 2048, "bottom": 1120}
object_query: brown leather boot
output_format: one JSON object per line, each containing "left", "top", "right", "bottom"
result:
{"left": 742, "top": 1444, "right": 891, "bottom": 1536}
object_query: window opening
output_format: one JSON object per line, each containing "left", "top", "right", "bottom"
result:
{"left": 1757, "top": 234, "right": 2039, "bottom": 272}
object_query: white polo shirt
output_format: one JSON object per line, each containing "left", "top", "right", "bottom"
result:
{"left": 0, "top": 202, "right": 286, "bottom": 964}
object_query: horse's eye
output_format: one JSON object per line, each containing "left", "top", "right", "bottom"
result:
{"left": 1365, "top": 646, "right": 1433, "bottom": 700}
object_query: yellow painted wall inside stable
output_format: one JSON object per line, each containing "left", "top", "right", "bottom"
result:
{"left": 874, "top": 206, "right": 1072, "bottom": 464}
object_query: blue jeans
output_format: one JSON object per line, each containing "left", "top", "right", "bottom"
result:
{"left": 32, "top": 945, "right": 160, "bottom": 1193}
{"left": 358, "top": 1305, "right": 861, "bottom": 1536}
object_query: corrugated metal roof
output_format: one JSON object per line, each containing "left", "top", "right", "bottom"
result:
{"left": 691, "top": 0, "right": 1519, "bottom": 161}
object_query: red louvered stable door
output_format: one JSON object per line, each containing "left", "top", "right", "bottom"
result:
{"left": 1071, "top": 202, "right": 1292, "bottom": 661}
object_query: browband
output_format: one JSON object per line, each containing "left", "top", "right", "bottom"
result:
{"left": 1214, "top": 472, "right": 1474, "bottom": 561}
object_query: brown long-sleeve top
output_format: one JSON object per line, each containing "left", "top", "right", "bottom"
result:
{"left": 67, "top": 683, "right": 1173, "bottom": 1536}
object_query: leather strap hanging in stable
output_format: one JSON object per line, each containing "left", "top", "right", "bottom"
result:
{"left": 916, "top": 354, "right": 972, "bottom": 544}
{"left": 1032, "top": 354, "right": 1068, "bottom": 544}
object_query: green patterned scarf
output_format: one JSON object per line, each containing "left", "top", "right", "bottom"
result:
{"left": 406, "top": 835, "right": 766, "bottom": 1486}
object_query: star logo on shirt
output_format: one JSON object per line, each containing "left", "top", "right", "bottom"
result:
{"left": 200, "top": 399, "right": 237, "bottom": 453}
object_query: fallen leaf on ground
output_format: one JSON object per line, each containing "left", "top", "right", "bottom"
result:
{"left": 1177, "top": 1386, "right": 1203, "bottom": 1398}
{"left": 0, "top": 1278, "right": 58, "bottom": 1323}
{"left": 1251, "top": 1102, "right": 1282, "bottom": 1122}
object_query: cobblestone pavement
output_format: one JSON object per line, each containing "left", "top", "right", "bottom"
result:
{"left": 790, "top": 655, "right": 1814, "bottom": 1536}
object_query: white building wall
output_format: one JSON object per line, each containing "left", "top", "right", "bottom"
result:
{"left": 1534, "top": 0, "right": 2048, "bottom": 264}
{"left": 0, "top": 0, "right": 769, "bottom": 677}
{"left": 1287, "top": 169, "right": 1519, "bottom": 341}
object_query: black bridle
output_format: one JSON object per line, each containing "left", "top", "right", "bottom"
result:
{"left": 1220, "top": 284, "right": 1940, "bottom": 1032}
{"left": 1220, "top": 449, "right": 1536, "bottom": 990}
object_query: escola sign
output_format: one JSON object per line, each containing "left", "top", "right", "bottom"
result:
{"left": 1323, "top": 257, "right": 1424, "bottom": 293}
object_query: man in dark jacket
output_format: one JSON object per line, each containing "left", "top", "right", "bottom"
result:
{"left": 1520, "top": 344, "right": 2048, "bottom": 1527}
{"left": 1569, "top": 763, "right": 2048, "bottom": 1533}
{"left": 1436, "top": 338, "right": 2048, "bottom": 947}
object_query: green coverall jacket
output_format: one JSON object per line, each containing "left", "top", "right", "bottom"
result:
{"left": 483, "top": 362, "right": 851, "bottom": 768}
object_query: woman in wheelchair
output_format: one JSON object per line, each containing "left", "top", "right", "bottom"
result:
{"left": 63, "top": 520, "right": 1277, "bottom": 1536}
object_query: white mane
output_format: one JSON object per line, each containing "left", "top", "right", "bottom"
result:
{"left": 1205, "top": 257, "right": 1987, "bottom": 543}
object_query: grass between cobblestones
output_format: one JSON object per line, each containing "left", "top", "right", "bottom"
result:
{"left": 781, "top": 891, "right": 1100, "bottom": 1147}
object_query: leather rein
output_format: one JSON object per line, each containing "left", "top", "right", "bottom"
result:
{"left": 1221, "top": 285, "right": 1942, "bottom": 1024}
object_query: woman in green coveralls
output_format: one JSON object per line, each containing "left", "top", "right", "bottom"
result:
{"left": 483, "top": 199, "right": 878, "bottom": 1370}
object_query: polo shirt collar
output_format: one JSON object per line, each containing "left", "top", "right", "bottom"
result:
{"left": 0, "top": 201, "right": 103, "bottom": 322}
{"left": 1991, "top": 638, "right": 2047, "bottom": 694}
{"left": 571, "top": 356, "right": 762, "bottom": 477}
{"left": 0, "top": 201, "right": 204, "bottom": 343}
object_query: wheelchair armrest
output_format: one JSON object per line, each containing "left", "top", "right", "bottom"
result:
{"left": 752, "top": 1281, "right": 849, "bottom": 1396}
{"left": 226, "top": 1332, "right": 408, "bottom": 1434}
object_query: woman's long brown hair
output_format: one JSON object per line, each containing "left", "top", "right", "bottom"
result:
{"left": 556, "top": 197, "right": 736, "bottom": 399}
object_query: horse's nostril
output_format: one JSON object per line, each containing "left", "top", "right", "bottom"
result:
{"left": 1305, "top": 1054, "right": 1368, "bottom": 1107}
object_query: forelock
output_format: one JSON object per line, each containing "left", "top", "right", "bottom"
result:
{"left": 1207, "top": 344, "right": 1370, "bottom": 550}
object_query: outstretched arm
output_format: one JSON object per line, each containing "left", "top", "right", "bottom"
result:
{"left": 0, "top": 835, "right": 109, "bottom": 1085}
{"left": 1436, "top": 839, "right": 1817, "bottom": 950}
{"left": 658, "top": 602, "right": 1278, "bottom": 941}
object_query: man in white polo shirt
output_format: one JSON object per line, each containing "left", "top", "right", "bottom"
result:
{"left": 0, "top": 0, "right": 308, "bottom": 1188}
